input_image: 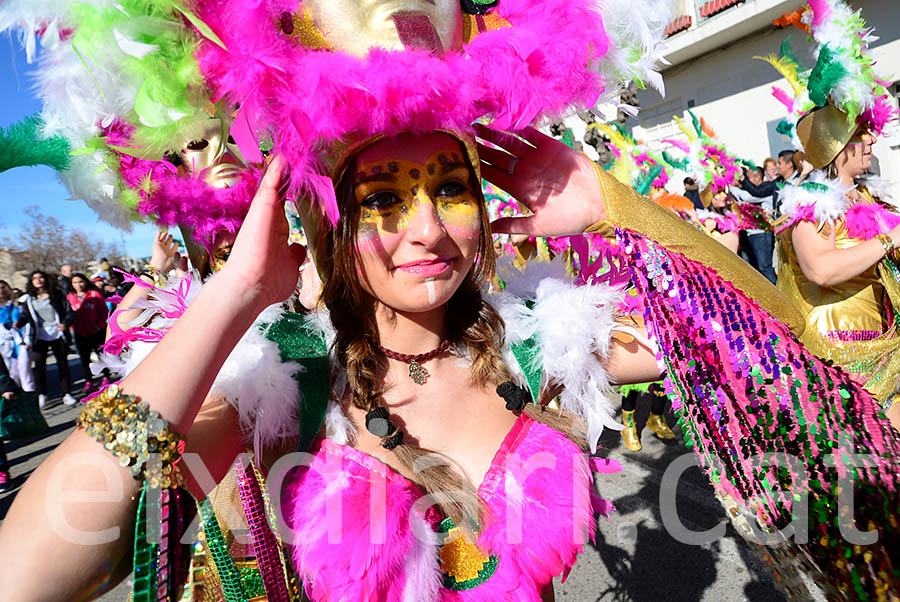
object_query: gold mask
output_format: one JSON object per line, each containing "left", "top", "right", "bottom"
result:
{"left": 209, "top": 242, "right": 234, "bottom": 273}
{"left": 302, "top": 0, "right": 464, "bottom": 57}
{"left": 179, "top": 119, "right": 248, "bottom": 189}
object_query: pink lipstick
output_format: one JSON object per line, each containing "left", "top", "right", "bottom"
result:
{"left": 396, "top": 257, "right": 453, "bottom": 276}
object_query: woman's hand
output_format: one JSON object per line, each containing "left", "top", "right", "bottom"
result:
{"left": 217, "top": 155, "right": 307, "bottom": 311}
{"left": 150, "top": 229, "right": 180, "bottom": 272}
{"left": 475, "top": 124, "right": 605, "bottom": 237}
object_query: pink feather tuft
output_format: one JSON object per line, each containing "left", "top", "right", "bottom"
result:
{"left": 663, "top": 138, "right": 690, "bottom": 153}
{"left": 845, "top": 202, "right": 900, "bottom": 240}
{"left": 104, "top": 122, "right": 259, "bottom": 245}
{"left": 808, "top": 0, "right": 832, "bottom": 27}
{"left": 771, "top": 86, "right": 795, "bottom": 113}
{"left": 860, "top": 94, "right": 898, "bottom": 135}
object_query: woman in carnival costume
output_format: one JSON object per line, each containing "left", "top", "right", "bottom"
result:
{"left": 0, "top": 1, "right": 309, "bottom": 596}
{"left": 765, "top": 0, "right": 900, "bottom": 428}
{"left": 1, "top": 2, "right": 900, "bottom": 602}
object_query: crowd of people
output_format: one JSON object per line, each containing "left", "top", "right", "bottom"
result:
{"left": 0, "top": 0, "right": 899, "bottom": 601}
{"left": 0, "top": 260, "right": 141, "bottom": 491}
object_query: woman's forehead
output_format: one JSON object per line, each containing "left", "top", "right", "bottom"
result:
{"left": 355, "top": 133, "right": 463, "bottom": 168}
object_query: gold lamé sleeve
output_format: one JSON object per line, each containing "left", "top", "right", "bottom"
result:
{"left": 585, "top": 163, "right": 806, "bottom": 336}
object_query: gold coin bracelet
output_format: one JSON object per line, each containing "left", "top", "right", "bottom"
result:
{"left": 140, "top": 264, "right": 167, "bottom": 287}
{"left": 876, "top": 234, "right": 895, "bottom": 256}
{"left": 77, "top": 384, "right": 186, "bottom": 489}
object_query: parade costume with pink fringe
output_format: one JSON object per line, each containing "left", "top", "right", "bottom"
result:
{"left": 5, "top": 0, "right": 900, "bottom": 600}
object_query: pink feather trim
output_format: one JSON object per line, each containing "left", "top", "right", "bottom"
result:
{"left": 193, "top": 0, "right": 612, "bottom": 223}
{"left": 808, "top": 0, "right": 832, "bottom": 27}
{"left": 845, "top": 202, "right": 900, "bottom": 240}
{"left": 860, "top": 94, "right": 898, "bottom": 136}
{"left": 663, "top": 138, "right": 690, "bottom": 153}
{"left": 282, "top": 415, "right": 614, "bottom": 600}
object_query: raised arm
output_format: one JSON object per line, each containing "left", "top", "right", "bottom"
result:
{"left": 792, "top": 219, "right": 900, "bottom": 287}
{"left": 0, "top": 157, "right": 305, "bottom": 601}
{"left": 738, "top": 176, "right": 779, "bottom": 199}
{"left": 477, "top": 125, "right": 805, "bottom": 336}
{"left": 106, "top": 230, "right": 184, "bottom": 340}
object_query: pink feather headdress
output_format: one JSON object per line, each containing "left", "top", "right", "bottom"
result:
{"left": 192, "top": 0, "right": 670, "bottom": 224}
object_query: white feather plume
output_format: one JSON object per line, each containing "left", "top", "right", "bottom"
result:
{"left": 489, "top": 258, "right": 625, "bottom": 452}
{"left": 593, "top": 0, "right": 674, "bottom": 98}
{"left": 94, "top": 275, "right": 303, "bottom": 457}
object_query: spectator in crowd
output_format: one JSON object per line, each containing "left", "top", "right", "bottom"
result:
{"left": 763, "top": 157, "right": 777, "bottom": 181}
{"left": 66, "top": 274, "right": 110, "bottom": 393}
{"left": 0, "top": 280, "right": 35, "bottom": 392}
{"left": 732, "top": 167, "right": 777, "bottom": 284}
{"left": 18, "top": 270, "right": 76, "bottom": 407}
{"left": 0, "top": 355, "right": 15, "bottom": 492}
{"left": 683, "top": 177, "right": 703, "bottom": 209}
{"left": 739, "top": 150, "right": 801, "bottom": 217}
{"left": 58, "top": 264, "right": 74, "bottom": 295}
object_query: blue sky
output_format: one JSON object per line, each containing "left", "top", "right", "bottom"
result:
{"left": 0, "top": 35, "right": 159, "bottom": 258}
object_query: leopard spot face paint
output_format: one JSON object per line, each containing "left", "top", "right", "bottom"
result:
{"left": 354, "top": 151, "right": 480, "bottom": 253}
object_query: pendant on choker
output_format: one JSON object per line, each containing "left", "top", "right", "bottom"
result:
{"left": 378, "top": 339, "right": 452, "bottom": 385}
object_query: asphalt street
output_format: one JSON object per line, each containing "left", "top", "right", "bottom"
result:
{"left": 0, "top": 356, "right": 793, "bottom": 601}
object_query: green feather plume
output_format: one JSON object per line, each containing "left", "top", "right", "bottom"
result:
{"left": 776, "top": 120, "right": 795, "bottom": 138}
{"left": 808, "top": 45, "right": 848, "bottom": 108}
{"left": 70, "top": 0, "right": 209, "bottom": 159}
{"left": 688, "top": 110, "right": 703, "bottom": 138}
{"left": 662, "top": 151, "right": 689, "bottom": 171}
{"left": 737, "top": 158, "right": 757, "bottom": 171}
{"left": 634, "top": 164, "right": 663, "bottom": 196}
{"left": 0, "top": 114, "right": 71, "bottom": 173}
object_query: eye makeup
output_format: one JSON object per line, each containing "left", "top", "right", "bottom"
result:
{"left": 353, "top": 151, "right": 480, "bottom": 251}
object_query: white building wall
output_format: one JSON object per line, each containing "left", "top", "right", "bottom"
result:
{"left": 633, "top": 0, "right": 900, "bottom": 197}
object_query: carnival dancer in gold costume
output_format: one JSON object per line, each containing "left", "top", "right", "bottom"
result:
{"left": 766, "top": 1, "right": 900, "bottom": 427}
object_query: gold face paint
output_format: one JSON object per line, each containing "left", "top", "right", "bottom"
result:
{"left": 179, "top": 119, "right": 247, "bottom": 189}
{"left": 354, "top": 150, "right": 480, "bottom": 251}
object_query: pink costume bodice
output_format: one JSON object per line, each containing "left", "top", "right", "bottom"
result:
{"left": 282, "top": 414, "right": 619, "bottom": 602}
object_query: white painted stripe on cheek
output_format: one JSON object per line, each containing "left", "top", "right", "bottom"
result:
{"left": 425, "top": 278, "right": 436, "bottom": 304}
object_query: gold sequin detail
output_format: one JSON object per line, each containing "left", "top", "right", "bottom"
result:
{"left": 284, "top": 8, "right": 331, "bottom": 51}
{"left": 462, "top": 13, "right": 511, "bottom": 44}
{"left": 439, "top": 525, "right": 491, "bottom": 582}
{"left": 77, "top": 384, "right": 185, "bottom": 489}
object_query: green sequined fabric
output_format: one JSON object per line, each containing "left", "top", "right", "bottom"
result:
{"left": 132, "top": 484, "right": 157, "bottom": 602}
{"left": 198, "top": 497, "right": 250, "bottom": 602}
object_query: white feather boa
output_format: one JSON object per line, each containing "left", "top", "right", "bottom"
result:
{"left": 94, "top": 274, "right": 302, "bottom": 457}
{"left": 778, "top": 172, "right": 855, "bottom": 229}
{"left": 492, "top": 258, "right": 625, "bottom": 452}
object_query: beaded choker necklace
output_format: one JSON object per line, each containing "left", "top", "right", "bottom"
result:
{"left": 378, "top": 339, "right": 452, "bottom": 385}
